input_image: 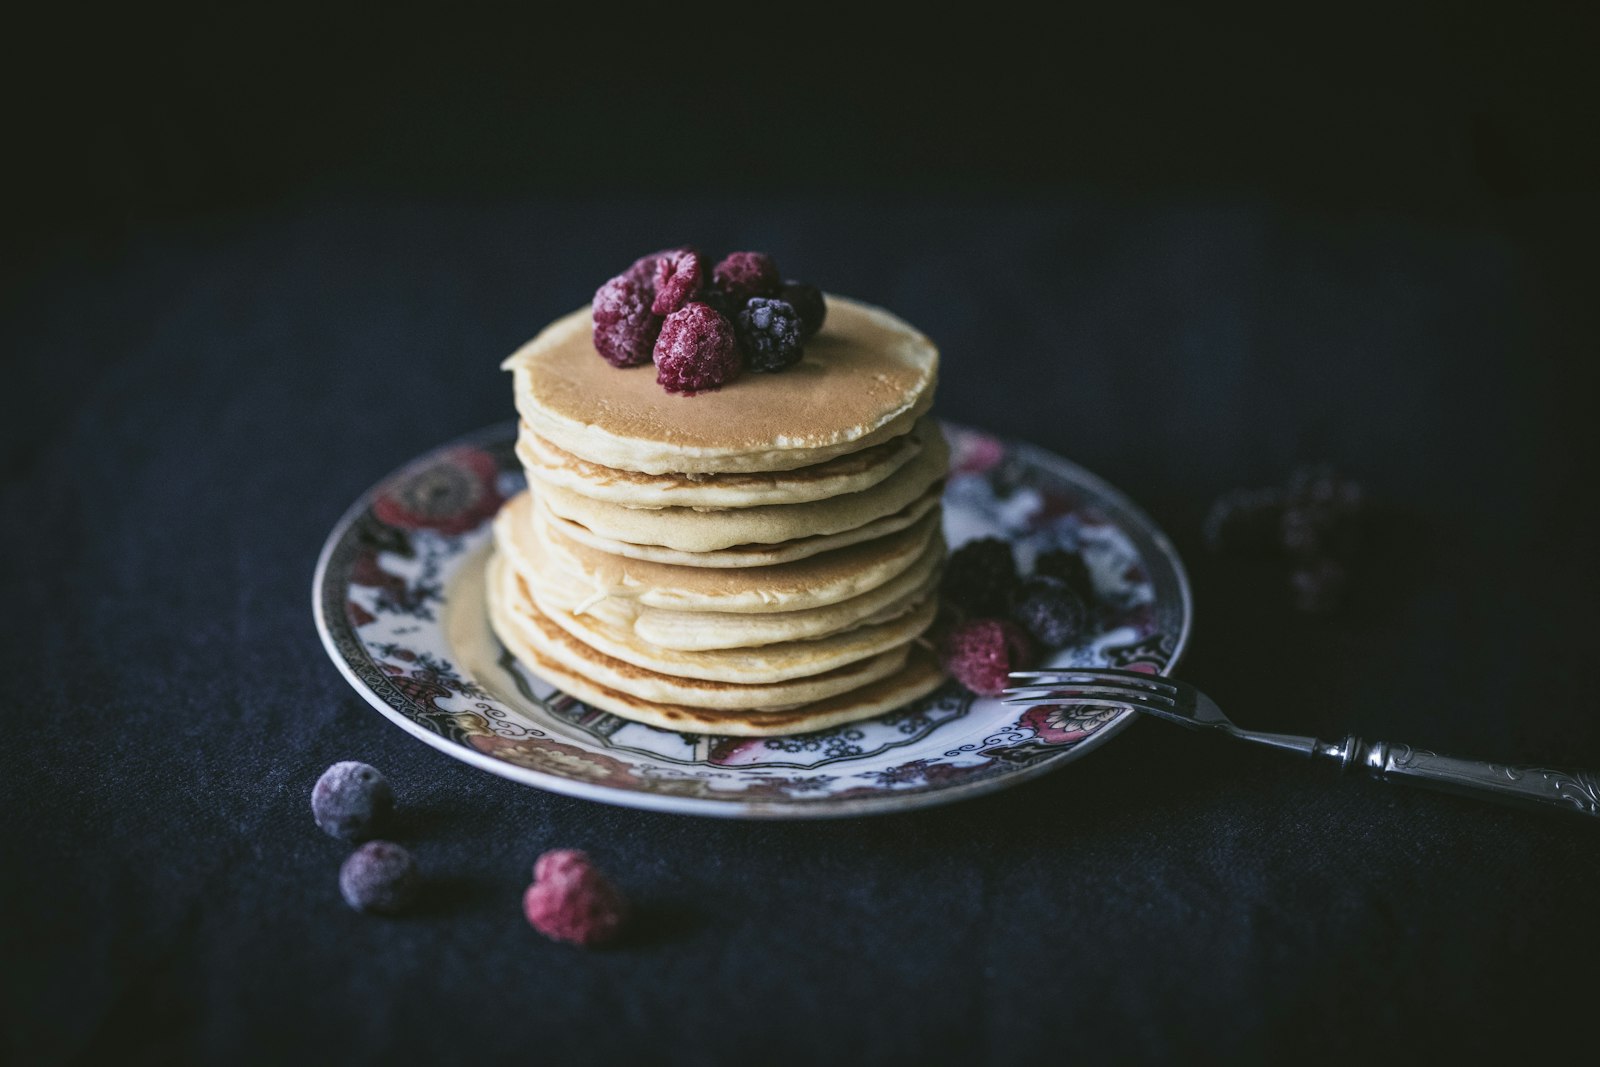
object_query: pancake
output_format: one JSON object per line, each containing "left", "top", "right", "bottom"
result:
{"left": 528, "top": 579, "right": 938, "bottom": 683}
{"left": 501, "top": 489, "right": 939, "bottom": 614}
{"left": 488, "top": 553, "right": 913, "bottom": 709}
{"left": 488, "top": 583, "right": 949, "bottom": 736}
{"left": 529, "top": 420, "right": 949, "bottom": 552}
{"left": 499, "top": 505, "right": 945, "bottom": 651}
{"left": 502, "top": 295, "right": 939, "bottom": 475}
{"left": 621, "top": 564, "right": 939, "bottom": 651}
{"left": 534, "top": 483, "right": 944, "bottom": 569}
{"left": 515, "top": 419, "right": 924, "bottom": 509}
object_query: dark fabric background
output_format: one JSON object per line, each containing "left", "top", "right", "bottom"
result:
{"left": 4, "top": 7, "right": 1598, "bottom": 1066}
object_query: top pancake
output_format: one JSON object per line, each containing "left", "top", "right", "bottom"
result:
{"left": 501, "top": 295, "right": 939, "bottom": 475}
{"left": 515, "top": 419, "right": 924, "bottom": 510}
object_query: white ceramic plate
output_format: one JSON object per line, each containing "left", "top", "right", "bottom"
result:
{"left": 313, "top": 421, "right": 1191, "bottom": 818}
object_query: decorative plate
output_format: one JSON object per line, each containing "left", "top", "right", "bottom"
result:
{"left": 313, "top": 422, "right": 1192, "bottom": 818}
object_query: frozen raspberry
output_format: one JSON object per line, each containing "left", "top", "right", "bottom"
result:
{"left": 1203, "top": 487, "right": 1287, "bottom": 556}
{"left": 736, "top": 297, "right": 805, "bottom": 372}
{"left": 591, "top": 274, "right": 662, "bottom": 367}
{"left": 621, "top": 253, "right": 661, "bottom": 288}
{"left": 621, "top": 246, "right": 692, "bottom": 288}
{"left": 651, "top": 248, "right": 705, "bottom": 316}
{"left": 1034, "top": 548, "right": 1093, "bottom": 602}
{"left": 941, "top": 537, "right": 1018, "bottom": 617}
{"left": 523, "top": 849, "right": 628, "bottom": 947}
{"left": 1011, "top": 576, "right": 1088, "bottom": 649}
{"left": 941, "top": 618, "right": 1034, "bottom": 697}
{"left": 712, "top": 251, "right": 781, "bottom": 303}
{"left": 339, "top": 841, "right": 420, "bottom": 914}
{"left": 780, "top": 280, "right": 827, "bottom": 339}
{"left": 311, "top": 761, "right": 393, "bottom": 841}
{"left": 653, "top": 302, "right": 741, "bottom": 394}
{"left": 1290, "top": 557, "right": 1348, "bottom": 614}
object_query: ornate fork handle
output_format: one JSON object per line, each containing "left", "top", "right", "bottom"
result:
{"left": 1312, "top": 736, "right": 1600, "bottom": 818}
{"left": 1000, "top": 671, "right": 1600, "bottom": 820}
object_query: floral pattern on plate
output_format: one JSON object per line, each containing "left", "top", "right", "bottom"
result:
{"left": 314, "top": 422, "right": 1192, "bottom": 818}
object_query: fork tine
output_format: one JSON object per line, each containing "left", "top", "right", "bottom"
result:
{"left": 1000, "top": 682, "right": 1179, "bottom": 706}
{"left": 999, "top": 690, "right": 1170, "bottom": 707}
{"left": 998, "top": 693, "right": 1199, "bottom": 728}
{"left": 1000, "top": 694, "right": 1170, "bottom": 711}
{"left": 1007, "top": 668, "right": 1182, "bottom": 695}
{"left": 1008, "top": 666, "right": 1178, "bottom": 682}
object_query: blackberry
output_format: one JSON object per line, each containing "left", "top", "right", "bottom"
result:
{"left": 1034, "top": 548, "right": 1093, "bottom": 602}
{"left": 940, "top": 618, "right": 1034, "bottom": 697}
{"left": 1010, "top": 576, "right": 1088, "bottom": 649}
{"left": 712, "top": 251, "right": 781, "bottom": 303}
{"left": 780, "top": 280, "right": 827, "bottom": 339}
{"left": 1288, "top": 464, "right": 1365, "bottom": 510}
{"left": 653, "top": 302, "right": 741, "bottom": 394}
{"left": 591, "top": 274, "right": 662, "bottom": 367}
{"left": 651, "top": 248, "right": 705, "bottom": 316}
{"left": 941, "top": 537, "right": 1018, "bottom": 617}
{"left": 736, "top": 297, "right": 805, "bottom": 372}
{"left": 339, "top": 841, "right": 420, "bottom": 915}
{"left": 693, "top": 286, "right": 737, "bottom": 317}
{"left": 1280, "top": 505, "right": 1326, "bottom": 560}
{"left": 1283, "top": 466, "right": 1367, "bottom": 561}
{"left": 311, "top": 761, "right": 394, "bottom": 841}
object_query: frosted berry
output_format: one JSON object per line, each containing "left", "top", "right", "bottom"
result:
{"left": 621, "top": 246, "right": 692, "bottom": 288}
{"left": 1034, "top": 548, "right": 1093, "bottom": 602}
{"left": 780, "top": 280, "right": 827, "bottom": 339}
{"left": 1011, "top": 576, "right": 1088, "bottom": 649}
{"left": 523, "top": 849, "right": 628, "bottom": 947}
{"left": 941, "top": 619, "right": 1034, "bottom": 697}
{"left": 1288, "top": 464, "right": 1366, "bottom": 511}
{"left": 1280, "top": 505, "right": 1325, "bottom": 559}
{"left": 651, "top": 248, "right": 705, "bottom": 316}
{"left": 339, "top": 841, "right": 420, "bottom": 914}
{"left": 1281, "top": 503, "right": 1365, "bottom": 561}
{"left": 712, "top": 251, "right": 781, "bottom": 303}
{"left": 693, "top": 286, "right": 737, "bottom": 317}
{"left": 737, "top": 297, "right": 805, "bottom": 372}
{"left": 1283, "top": 466, "right": 1367, "bottom": 560}
{"left": 941, "top": 537, "right": 1018, "bottom": 617}
{"left": 311, "top": 761, "right": 394, "bottom": 841}
{"left": 1203, "top": 488, "right": 1287, "bottom": 556}
{"left": 621, "top": 252, "right": 661, "bottom": 288}
{"left": 592, "top": 274, "right": 662, "bottom": 367}
{"left": 1290, "top": 557, "right": 1348, "bottom": 614}
{"left": 654, "top": 302, "right": 741, "bottom": 394}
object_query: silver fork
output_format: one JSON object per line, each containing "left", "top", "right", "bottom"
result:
{"left": 1004, "top": 668, "right": 1600, "bottom": 819}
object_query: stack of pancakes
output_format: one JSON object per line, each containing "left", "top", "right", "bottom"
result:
{"left": 486, "top": 295, "right": 949, "bottom": 736}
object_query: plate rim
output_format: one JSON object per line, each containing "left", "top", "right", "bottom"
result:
{"left": 312, "top": 420, "right": 1193, "bottom": 819}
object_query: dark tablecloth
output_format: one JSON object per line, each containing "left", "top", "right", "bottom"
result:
{"left": 4, "top": 196, "right": 1596, "bottom": 1065}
